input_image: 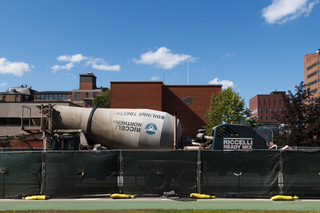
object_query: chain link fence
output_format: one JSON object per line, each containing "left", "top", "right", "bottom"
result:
{"left": 0, "top": 149, "right": 320, "bottom": 198}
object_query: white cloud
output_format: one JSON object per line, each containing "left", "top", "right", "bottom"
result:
{"left": 222, "top": 53, "right": 235, "bottom": 58}
{"left": 57, "top": 54, "right": 88, "bottom": 63}
{"left": 85, "top": 58, "right": 121, "bottom": 71}
{"left": 0, "top": 58, "right": 33, "bottom": 77}
{"left": 0, "top": 83, "right": 7, "bottom": 87}
{"left": 51, "top": 62, "right": 74, "bottom": 73}
{"left": 133, "top": 47, "right": 197, "bottom": 69}
{"left": 208, "top": 78, "right": 235, "bottom": 89}
{"left": 262, "top": 0, "right": 319, "bottom": 24}
{"left": 150, "top": 76, "right": 160, "bottom": 81}
{"left": 52, "top": 54, "right": 121, "bottom": 72}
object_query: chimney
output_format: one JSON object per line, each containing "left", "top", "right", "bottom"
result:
{"left": 79, "top": 72, "right": 97, "bottom": 90}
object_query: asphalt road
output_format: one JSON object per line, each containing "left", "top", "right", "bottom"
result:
{"left": 1, "top": 197, "right": 320, "bottom": 211}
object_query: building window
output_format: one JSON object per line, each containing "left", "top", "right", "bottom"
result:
{"left": 61, "top": 94, "right": 65, "bottom": 100}
{"left": 265, "top": 115, "right": 268, "bottom": 120}
{"left": 36, "top": 94, "right": 40, "bottom": 100}
{"left": 183, "top": 97, "right": 193, "bottom": 104}
{"left": 49, "top": 94, "right": 53, "bottom": 100}
{"left": 259, "top": 109, "right": 262, "bottom": 113}
{"left": 259, "top": 115, "right": 262, "bottom": 120}
{"left": 3, "top": 96, "right": 6, "bottom": 102}
{"left": 93, "top": 92, "right": 97, "bottom": 98}
{"left": 15, "top": 96, "right": 18, "bottom": 102}
{"left": 275, "top": 109, "right": 278, "bottom": 113}
{"left": 307, "top": 70, "right": 320, "bottom": 79}
{"left": 58, "top": 94, "right": 62, "bottom": 100}
{"left": 309, "top": 88, "right": 317, "bottom": 94}
{"left": 270, "top": 115, "right": 273, "bottom": 120}
{"left": 67, "top": 94, "right": 71, "bottom": 100}
{"left": 86, "top": 92, "right": 89, "bottom": 98}
{"left": 269, "top": 109, "right": 273, "bottom": 112}
{"left": 308, "top": 80, "right": 317, "bottom": 87}
{"left": 307, "top": 62, "right": 317, "bottom": 71}
{"left": 265, "top": 109, "right": 268, "bottom": 113}
{"left": 54, "top": 94, "right": 57, "bottom": 100}
{"left": 45, "top": 94, "right": 49, "bottom": 100}
{"left": 75, "top": 93, "right": 80, "bottom": 99}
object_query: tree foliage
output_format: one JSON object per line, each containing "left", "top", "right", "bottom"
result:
{"left": 274, "top": 81, "right": 320, "bottom": 147}
{"left": 92, "top": 90, "right": 110, "bottom": 108}
{"left": 204, "top": 87, "right": 259, "bottom": 134}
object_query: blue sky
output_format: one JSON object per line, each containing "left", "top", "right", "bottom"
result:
{"left": 1, "top": 0, "right": 320, "bottom": 108}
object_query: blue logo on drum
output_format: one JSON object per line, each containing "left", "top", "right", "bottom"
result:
{"left": 145, "top": 123, "right": 157, "bottom": 135}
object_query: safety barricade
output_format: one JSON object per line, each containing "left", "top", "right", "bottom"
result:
{"left": 0, "top": 149, "right": 320, "bottom": 198}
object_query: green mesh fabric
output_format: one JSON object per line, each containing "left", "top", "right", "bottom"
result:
{"left": 121, "top": 150, "right": 198, "bottom": 195}
{"left": 43, "top": 151, "right": 119, "bottom": 196}
{"left": 201, "top": 150, "right": 279, "bottom": 197}
{"left": 2, "top": 149, "right": 320, "bottom": 198}
{"left": 0, "top": 152, "right": 42, "bottom": 197}
{"left": 282, "top": 150, "right": 320, "bottom": 197}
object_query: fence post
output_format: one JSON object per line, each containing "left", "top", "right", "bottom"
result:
{"left": 40, "top": 151, "right": 46, "bottom": 195}
{"left": 118, "top": 151, "right": 124, "bottom": 194}
{"left": 278, "top": 150, "right": 284, "bottom": 195}
{"left": 197, "top": 149, "right": 201, "bottom": 194}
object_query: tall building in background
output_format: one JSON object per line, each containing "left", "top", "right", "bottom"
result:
{"left": 304, "top": 49, "right": 320, "bottom": 102}
{"left": 249, "top": 91, "right": 287, "bottom": 143}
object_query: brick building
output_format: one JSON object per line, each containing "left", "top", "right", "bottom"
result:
{"left": 249, "top": 91, "right": 288, "bottom": 143}
{"left": 0, "top": 85, "right": 36, "bottom": 102}
{"left": 249, "top": 91, "right": 287, "bottom": 124}
{"left": 304, "top": 49, "right": 320, "bottom": 102}
{"left": 110, "top": 81, "right": 221, "bottom": 137}
{"left": 0, "top": 72, "right": 107, "bottom": 149}
{"left": 33, "top": 72, "right": 108, "bottom": 107}
{"left": 72, "top": 72, "right": 108, "bottom": 107}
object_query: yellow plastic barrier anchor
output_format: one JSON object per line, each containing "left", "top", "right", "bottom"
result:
{"left": 110, "top": 193, "right": 134, "bottom": 199}
{"left": 23, "top": 195, "right": 48, "bottom": 200}
{"left": 190, "top": 193, "right": 215, "bottom": 199}
{"left": 271, "top": 195, "right": 298, "bottom": 201}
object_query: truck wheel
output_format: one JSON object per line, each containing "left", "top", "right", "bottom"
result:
{"left": 177, "top": 168, "right": 197, "bottom": 192}
{"left": 144, "top": 168, "right": 172, "bottom": 192}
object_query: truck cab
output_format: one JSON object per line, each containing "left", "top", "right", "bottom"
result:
{"left": 50, "top": 134, "right": 80, "bottom": 150}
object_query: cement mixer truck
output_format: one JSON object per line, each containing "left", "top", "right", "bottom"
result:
{"left": 0, "top": 104, "right": 268, "bottom": 150}
{"left": 6, "top": 104, "right": 181, "bottom": 150}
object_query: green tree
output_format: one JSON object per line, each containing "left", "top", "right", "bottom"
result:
{"left": 204, "top": 87, "right": 258, "bottom": 134}
{"left": 92, "top": 90, "right": 110, "bottom": 108}
{"left": 274, "top": 82, "right": 320, "bottom": 147}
